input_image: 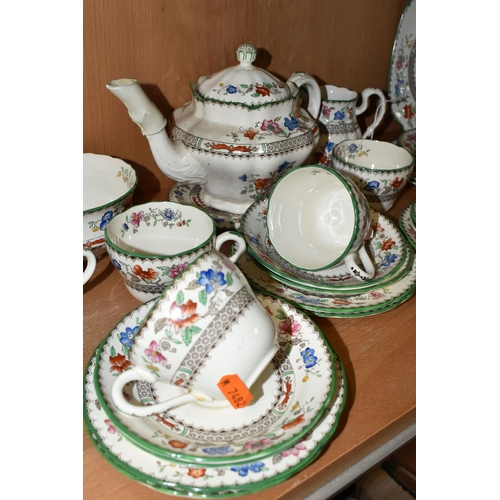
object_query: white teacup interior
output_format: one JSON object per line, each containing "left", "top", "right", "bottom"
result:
{"left": 106, "top": 202, "right": 215, "bottom": 256}
{"left": 268, "top": 167, "right": 356, "bottom": 270}
{"left": 335, "top": 140, "right": 413, "bottom": 171}
{"left": 83, "top": 153, "right": 136, "bottom": 211}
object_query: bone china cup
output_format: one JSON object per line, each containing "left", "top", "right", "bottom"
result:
{"left": 83, "top": 153, "right": 138, "bottom": 254}
{"left": 111, "top": 249, "right": 280, "bottom": 417}
{"left": 105, "top": 201, "right": 246, "bottom": 302}
{"left": 266, "top": 165, "right": 375, "bottom": 281}
{"left": 332, "top": 139, "right": 414, "bottom": 212}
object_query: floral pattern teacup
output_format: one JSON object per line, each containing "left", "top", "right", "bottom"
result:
{"left": 111, "top": 249, "right": 279, "bottom": 417}
{"left": 332, "top": 139, "right": 414, "bottom": 212}
{"left": 105, "top": 201, "right": 245, "bottom": 302}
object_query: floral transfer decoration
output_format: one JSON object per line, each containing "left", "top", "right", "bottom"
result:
{"left": 95, "top": 293, "right": 336, "bottom": 465}
{"left": 86, "top": 297, "right": 347, "bottom": 488}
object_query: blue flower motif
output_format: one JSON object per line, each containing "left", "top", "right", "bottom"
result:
{"left": 395, "top": 79, "right": 405, "bottom": 97}
{"left": 227, "top": 85, "right": 238, "bottom": 94}
{"left": 277, "top": 161, "right": 291, "bottom": 173}
{"left": 122, "top": 223, "right": 129, "bottom": 232}
{"left": 99, "top": 211, "right": 114, "bottom": 230}
{"left": 202, "top": 446, "right": 233, "bottom": 455}
{"left": 296, "top": 295, "right": 322, "bottom": 305}
{"left": 112, "top": 259, "right": 121, "bottom": 271}
{"left": 348, "top": 143, "right": 358, "bottom": 154}
{"left": 230, "top": 462, "right": 265, "bottom": 476}
{"left": 333, "top": 110, "right": 345, "bottom": 120}
{"left": 239, "top": 174, "right": 248, "bottom": 182}
{"left": 198, "top": 268, "right": 226, "bottom": 293}
{"left": 284, "top": 116, "right": 300, "bottom": 131}
{"left": 119, "top": 326, "right": 139, "bottom": 348}
{"left": 162, "top": 208, "right": 176, "bottom": 221}
{"left": 250, "top": 236, "right": 259, "bottom": 246}
{"left": 174, "top": 189, "right": 183, "bottom": 197}
{"left": 364, "top": 180, "right": 380, "bottom": 191}
{"left": 325, "top": 141, "right": 334, "bottom": 153}
{"left": 380, "top": 253, "right": 398, "bottom": 267}
{"left": 301, "top": 347, "right": 318, "bottom": 369}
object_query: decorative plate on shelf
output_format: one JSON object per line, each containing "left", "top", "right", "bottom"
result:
{"left": 388, "top": 0, "right": 416, "bottom": 130}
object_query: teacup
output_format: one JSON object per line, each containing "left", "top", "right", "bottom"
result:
{"left": 397, "top": 128, "right": 416, "bottom": 184}
{"left": 111, "top": 249, "right": 280, "bottom": 417}
{"left": 332, "top": 139, "right": 414, "bottom": 212}
{"left": 105, "top": 201, "right": 246, "bottom": 302}
{"left": 266, "top": 165, "right": 375, "bottom": 281}
{"left": 83, "top": 153, "right": 138, "bottom": 256}
{"left": 83, "top": 153, "right": 137, "bottom": 285}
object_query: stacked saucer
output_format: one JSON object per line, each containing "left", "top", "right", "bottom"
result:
{"left": 84, "top": 292, "right": 347, "bottom": 497}
{"left": 237, "top": 197, "right": 416, "bottom": 318}
{"left": 399, "top": 201, "right": 416, "bottom": 249}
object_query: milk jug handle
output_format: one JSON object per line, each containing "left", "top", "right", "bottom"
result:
{"left": 287, "top": 72, "right": 321, "bottom": 120}
{"left": 356, "top": 88, "right": 387, "bottom": 139}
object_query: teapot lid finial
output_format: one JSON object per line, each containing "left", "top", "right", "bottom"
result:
{"left": 236, "top": 43, "right": 257, "bottom": 64}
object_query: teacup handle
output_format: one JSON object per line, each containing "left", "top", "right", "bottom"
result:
{"left": 356, "top": 88, "right": 387, "bottom": 139}
{"left": 344, "top": 246, "right": 376, "bottom": 282}
{"left": 83, "top": 248, "right": 97, "bottom": 285}
{"left": 111, "top": 367, "right": 202, "bottom": 417}
{"left": 215, "top": 231, "right": 246, "bottom": 262}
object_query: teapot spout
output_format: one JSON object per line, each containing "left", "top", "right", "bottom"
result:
{"left": 106, "top": 79, "right": 207, "bottom": 185}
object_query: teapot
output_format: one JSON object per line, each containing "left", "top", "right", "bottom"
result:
{"left": 107, "top": 43, "right": 321, "bottom": 215}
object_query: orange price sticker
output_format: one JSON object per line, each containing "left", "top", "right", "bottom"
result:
{"left": 217, "top": 374, "right": 253, "bottom": 409}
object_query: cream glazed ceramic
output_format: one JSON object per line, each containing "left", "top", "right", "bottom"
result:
{"left": 105, "top": 201, "right": 245, "bottom": 302}
{"left": 397, "top": 128, "right": 416, "bottom": 184}
{"left": 83, "top": 153, "right": 137, "bottom": 254}
{"left": 107, "top": 43, "right": 321, "bottom": 215}
{"left": 169, "top": 183, "right": 243, "bottom": 230}
{"left": 399, "top": 203, "right": 416, "bottom": 249}
{"left": 388, "top": 0, "right": 416, "bottom": 130}
{"left": 85, "top": 293, "right": 347, "bottom": 496}
{"left": 332, "top": 139, "right": 414, "bottom": 212}
{"left": 111, "top": 249, "right": 279, "bottom": 417}
{"left": 267, "top": 166, "right": 375, "bottom": 281}
{"left": 237, "top": 249, "right": 416, "bottom": 318}
{"left": 241, "top": 198, "right": 407, "bottom": 292}
{"left": 311, "top": 85, "right": 386, "bottom": 167}
{"left": 97, "top": 292, "right": 335, "bottom": 466}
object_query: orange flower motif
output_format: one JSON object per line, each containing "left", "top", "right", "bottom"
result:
{"left": 255, "top": 84, "right": 271, "bottom": 97}
{"left": 244, "top": 128, "right": 259, "bottom": 140}
{"left": 132, "top": 265, "right": 158, "bottom": 281}
{"left": 166, "top": 300, "right": 199, "bottom": 331}
{"left": 187, "top": 468, "right": 206, "bottom": 478}
{"left": 254, "top": 177, "right": 272, "bottom": 191}
{"left": 109, "top": 353, "right": 131, "bottom": 374}
{"left": 282, "top": 414, "right": 305, "bottom": 430}
{"left": 390, "top": 177, "right": 405, "bottom": 188}
{"left": 403, "top": 105, "right": 415, "bottom": 119}
{"left": 381, "top": 238, "right": 396, "bottom": 251}
{"left": 168, "top": 440, "right": 188, "bottom": 449}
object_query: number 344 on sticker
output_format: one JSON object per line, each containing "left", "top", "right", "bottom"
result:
{"left": 217, "top": 374, "right": 253, "bottom": 409}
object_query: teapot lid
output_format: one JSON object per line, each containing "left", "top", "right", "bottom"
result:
{"left": 194, "top": 44, "right": 292, "bottom": 107}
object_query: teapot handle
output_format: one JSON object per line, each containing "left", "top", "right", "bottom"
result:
{"left": 355, "top": 88, "right": 387, "bottom": 139}
{"left": 287, "top": 72, "right": 321, "bottom": 120}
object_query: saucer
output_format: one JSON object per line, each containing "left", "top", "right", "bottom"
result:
{"left": 85, "top": 298, "right": 346, "bottom": 497}
{"left": 262, "top": 236, "right": 413, "bottom": 296}
{"left": 399, "top": 203, "right": 416, "bottom": 249}
{"left": 169, "top": 183, "right": 242, "bottom": 230}
{"left": 241, "top": 198, "right": 407, "bottom": 291}
{"left": 94, "top": 293, "right": 336, "bottom": 467}
{"left": 237, "top": 249, "right": 416, "bottom": 318}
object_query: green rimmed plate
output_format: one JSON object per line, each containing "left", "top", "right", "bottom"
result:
{"left": 399, "top": 203, "right": 416, "bottom": 249}
{"left": 237, "top": 249, "right": 416, "bottom": 318}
